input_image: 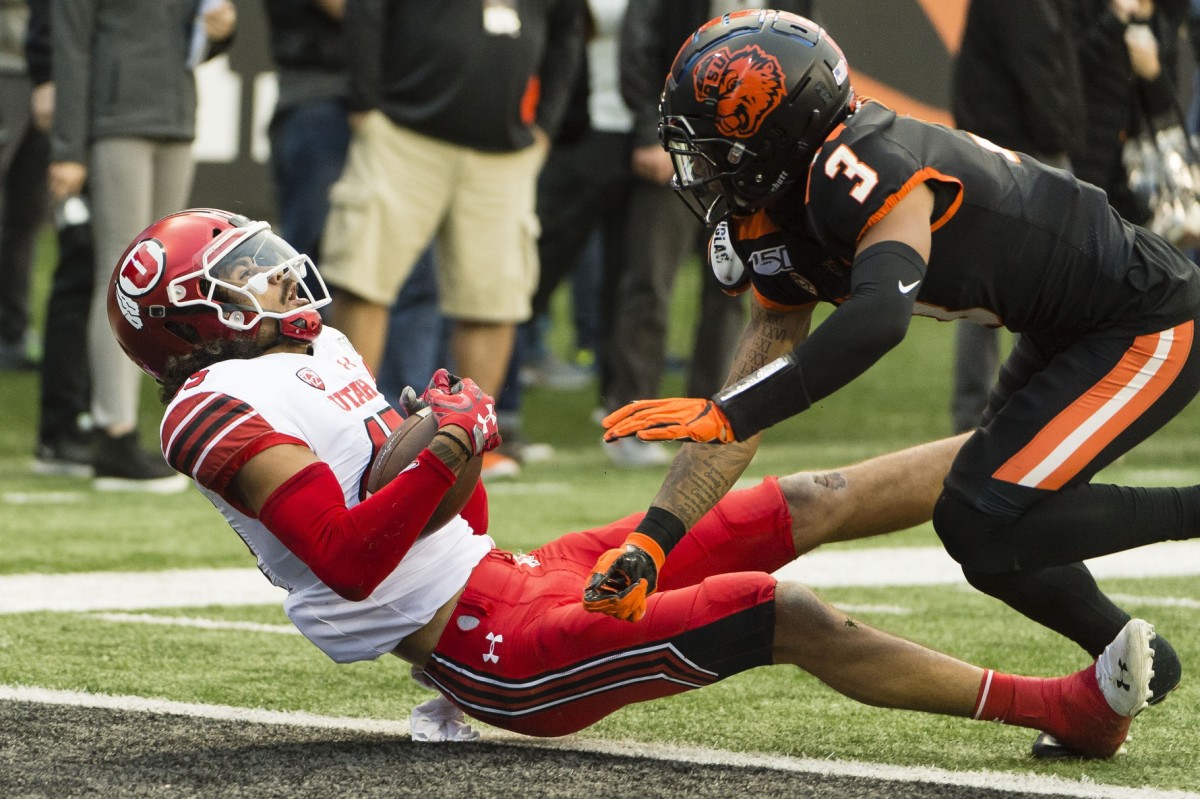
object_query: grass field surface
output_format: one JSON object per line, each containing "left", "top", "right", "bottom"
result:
{"left": 1, "top": 246, "right": 1198, "bottom": 795}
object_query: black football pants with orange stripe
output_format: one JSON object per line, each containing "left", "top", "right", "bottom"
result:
{"left": 933, "top": 319, "right": 1200, "bottom": 657}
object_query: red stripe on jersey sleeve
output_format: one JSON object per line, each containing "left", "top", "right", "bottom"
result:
{"left": 162, "top": 392, "right": 307, "bottom": 495}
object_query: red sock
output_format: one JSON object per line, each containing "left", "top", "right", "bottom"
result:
{"left": 973, "top": 664, "right": 1129, "bottom": 757}
{"left": 972, "top": 669, "right": 1058, "bottom": 730}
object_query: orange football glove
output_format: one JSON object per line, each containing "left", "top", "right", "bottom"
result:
{"left": 581, "top": 533, "right": 666, "bottom": 622}
{"left": 602, "top": 398, "right": 736, "bottom": 443}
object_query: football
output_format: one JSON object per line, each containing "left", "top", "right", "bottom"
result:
{"left": 366, "top": 407, "right": 483, "bottom": 532}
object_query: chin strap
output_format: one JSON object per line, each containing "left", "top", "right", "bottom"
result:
{"left": 280, "top": 308, "right": 323, "bottom": 343}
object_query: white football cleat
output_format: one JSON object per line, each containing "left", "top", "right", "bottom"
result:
{"left": 1095, "top": 618, "right": 1155, "bottom": 718}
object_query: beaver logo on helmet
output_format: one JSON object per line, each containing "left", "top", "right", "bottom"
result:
{"left": 692, "top": 44, "right": 786, "bottom": 139}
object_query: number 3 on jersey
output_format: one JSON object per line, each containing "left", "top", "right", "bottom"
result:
{"left": 824, "top": 144, "right": 879, "bottom": 203}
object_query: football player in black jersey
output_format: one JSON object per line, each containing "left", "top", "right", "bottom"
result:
{"left": 583, "top": 9, "right": 1195, "bottom": 756}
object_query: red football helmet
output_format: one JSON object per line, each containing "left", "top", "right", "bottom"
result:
{"left": 108, "top": 208, "right": 330, "bottom": 382}
{"left": 659, "top": 10, "right": 853, "bottom": 224}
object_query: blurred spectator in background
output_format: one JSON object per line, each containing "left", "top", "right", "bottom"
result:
{"left": 523, "top": 0, "right": 624, "bottom": 395}
{"left": 321, "top": 0, "right": 587, "bottom": 479}
{"left": 264, "top": 0, "right": 348, "bottom": 274}
{"left": 0, "top": 0, "right": 49, "bottom": 370}
{"left": 1188, "top": 0, "right": 1200, "bottom": 133}
{"left": 492, "top": 0, "right": 629, "bottom": 472}
{"left": 377, "top": 247, "right": 447, "bottom": 405}
{"left": 25, "top": 0, "right": 95, "bottom": 476}
{"left": 948, "top": 0, "right": 1084, "bottom": 434}
{"left": 1072, "top": 0, "right": 1188, "bottom": 226}
{"left": 49, "top": 0, "right": 236, "bottom": 492}
{"left": 600, "top": 1, "right": 812, "bottom": 468}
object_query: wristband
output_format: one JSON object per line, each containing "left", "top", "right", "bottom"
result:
{"left": 624, "top": 532, "right": 667, "bottom": 571}
{"left": 632, "top": 506, "right": 686, "bottom": 560}
{"left": 434, "top": 429, "right": 474, "bottom": 461}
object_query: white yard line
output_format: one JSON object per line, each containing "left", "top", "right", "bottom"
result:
{"left": 2, "top": 541, "right": 1199, "bottom": 614}
{"left": 89, "top": 612, "right": 299, "bottom": 634}
{"left": 774, "top": 540, "right": 1200, "bottom": 586}
{"left": 0, "top": 685, "right": 1195, "bottom": 799}
{"left": 0, "top": 568, "right": 282, "bottom": 613}
{"left": 3, "top": 543, "right": 1199, "bottom": 798}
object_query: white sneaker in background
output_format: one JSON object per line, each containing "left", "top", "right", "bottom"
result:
{"left": 603, "top": 437, "right": 671, "bottom": 468}
{"left": 516, "top": 442, "right": 555, "bottom": 464}
{"left": 481, "top": 451, "right": 521, "bottom": 480}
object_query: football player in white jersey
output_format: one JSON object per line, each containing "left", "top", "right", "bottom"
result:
{"left": 105, "top": 207, "right": 1155, "bottom": 756}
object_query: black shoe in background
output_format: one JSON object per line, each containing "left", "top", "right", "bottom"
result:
{"left": 32, "top": 433, "right": 95, "bottom": 477}
{"left": 92, "top": 430, "right": 188, "bottom": 494}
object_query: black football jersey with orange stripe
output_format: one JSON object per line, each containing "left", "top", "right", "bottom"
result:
{"left": 731, "top": 100, "right": 1200, "bottom": 344}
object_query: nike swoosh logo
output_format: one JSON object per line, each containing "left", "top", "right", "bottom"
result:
{"left": 898, "top": 279, "right": 921, "bottom": 294}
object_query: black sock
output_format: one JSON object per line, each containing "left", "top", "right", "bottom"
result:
{"left": 963, "top": 562, "right": 1130, "bottom": 657}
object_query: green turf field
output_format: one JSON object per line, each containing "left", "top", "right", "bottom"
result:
{"left": 1, "top": 237, "right": 1197, "bottom": 793}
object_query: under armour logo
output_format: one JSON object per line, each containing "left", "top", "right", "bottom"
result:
{"left": 1117, "top": 659, "right": 1131, "bottom": 691}
{"left": 483, "top": 631, "right": 503, "bottom": 664}
{"left": 477, "top": 401, "right": 498, "bottom": 429}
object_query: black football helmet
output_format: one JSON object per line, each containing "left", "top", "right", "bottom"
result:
{"left": 660, "top": 9, "right": 853, "bottom": 224}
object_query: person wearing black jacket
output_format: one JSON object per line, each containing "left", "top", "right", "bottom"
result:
{"left": 24, "top": 0, "right": 96, "bottom": 476}
{"left": 946, "top": 0, "right": 1085, "bottom": 436}
{"left": 601, "top": 0, "right": 813, "bottom": 468}
{"left": 1072, "top": 0, "right": 1189, "bottom": 225}
{"left": 0, "top": 0, "right": 47, "bottom": 371}
{"left": 953, "top": 0, "right": 1084, "bottom": 169}
{"left": 264, "top": 0, "right": 348, "bottom": 270}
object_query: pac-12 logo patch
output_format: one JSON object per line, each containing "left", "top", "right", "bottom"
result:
{"left": 296, "top": 367, "right": 326, "bottom": 391}
{"left": 693, "top": 44, "right": 787, "bottom": 138}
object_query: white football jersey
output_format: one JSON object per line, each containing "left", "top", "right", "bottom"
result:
{"left": 159, "top": 327, "right": 492, "bottom": 662}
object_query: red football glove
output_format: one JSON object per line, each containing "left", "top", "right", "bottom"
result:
{"left": 581, "top": 533, "right": 666, "bottom": 622}
{"left": 421, "top": 368, "right": 463, "bottom": 397}
{"left": 602, "top": 398, "right": 736, "bottom": 443}
{"left": 421, "top": 369, "right": 501, "bottom": 456}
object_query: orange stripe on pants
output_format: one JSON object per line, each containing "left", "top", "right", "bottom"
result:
{"left": 994, "top": 321, "right": 1194, "bottom": 490}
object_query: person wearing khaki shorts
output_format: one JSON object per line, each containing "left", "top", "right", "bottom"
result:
{"left": 322, "top": 111, "right": 546, "bottom": 396}
{"left": 322, "top": 0, "right": 587, "bottom": 433}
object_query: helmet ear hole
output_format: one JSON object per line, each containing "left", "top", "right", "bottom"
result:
{"left": 164, "top": 320, "right": 200, "bottom": 345}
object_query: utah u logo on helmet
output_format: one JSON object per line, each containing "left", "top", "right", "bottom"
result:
{"left": 114, "top": 239, "right": 168, "bottom": 330}
{"left": 692, "top": 44, "right": 787, "bottom": 138}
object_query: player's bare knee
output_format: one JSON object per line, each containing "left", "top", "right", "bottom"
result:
{"left": 778, "top": 470, "right": 847, "bottom": 555}
{"left": 771, "top": 581, "right": 845, "bottom": 663}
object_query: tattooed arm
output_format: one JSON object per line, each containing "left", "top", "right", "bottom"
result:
{"left": 581, "top": 302, "right": 815, "bottom": 621}
{"left": 650, "top": 302, "right": 815, "bottom": 530}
